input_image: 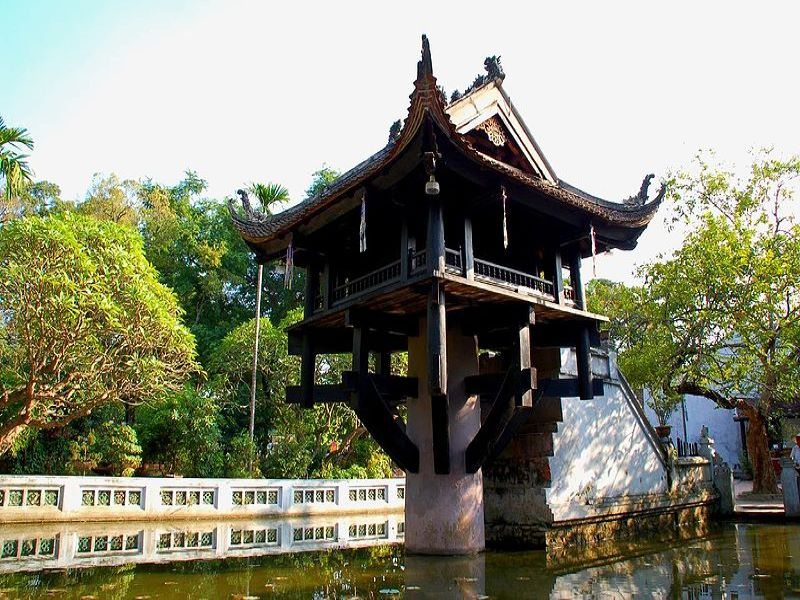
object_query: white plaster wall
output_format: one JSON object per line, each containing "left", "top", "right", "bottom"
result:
{"left": 546, "top": 350, "right": 669, "bottom": 521}
{"left": 643, "top": 393, "right": 742, "bottom": 469}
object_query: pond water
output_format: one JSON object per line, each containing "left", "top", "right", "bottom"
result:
{"left": 0, "top": 521, "right": 798, "bottom": 598}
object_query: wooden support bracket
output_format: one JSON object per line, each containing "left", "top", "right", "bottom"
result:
{"left": 465, "top": 366, "right": 533, "bottom": 474}
{"left": 348, "top": 372, "right": 420, "bottom": 473}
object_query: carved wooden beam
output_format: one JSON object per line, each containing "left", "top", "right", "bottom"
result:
{"left": 288, "top": 328, "right": 408, "bottom": 356}
{"left": 287, "top": 385, "right": 349, "bottom": 404}
{"left": 348, "top": 373, "right": 420, "bottom": 473}
{"left": 465, "top": 374, "right": 604, "bottom": 400}
{"left": 465, "top": 366, "right": 533, "bottom": 474}
{"left": 344, "top": 308, "right": 419, "bottom": 337}
{"left": 341, "top": 372, "right": 418, "bottom": 399}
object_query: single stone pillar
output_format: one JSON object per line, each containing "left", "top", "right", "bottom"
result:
{"left": 405, "top": 323, "right": 484, "bottom": 554}
{"left": 714, "top": 463, "right": 735, "bottom": 516}
{"left": 780, "top": 458, "right": 800, "bottom": 517}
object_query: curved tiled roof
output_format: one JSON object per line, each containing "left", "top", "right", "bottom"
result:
{"left": 230, "top": 36, "right": 663, "bottom": 245}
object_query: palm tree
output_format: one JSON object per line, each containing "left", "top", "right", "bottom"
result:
{"left": 245, "top": 182, "right": 289, "bottom": 471}
{"left": 0, "top": 117, "right": 34, "bottom": 200}
{"left": 249, "top": 182, "right": 289, "bottom": 215}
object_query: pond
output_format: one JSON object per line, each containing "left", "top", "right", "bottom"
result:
{"left": 0, "top": 521, "right": 798, "bottom": 598}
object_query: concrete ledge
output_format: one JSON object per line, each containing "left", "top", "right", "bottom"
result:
{"left": 547, "top": 496, "right": 717, "bottom": 552}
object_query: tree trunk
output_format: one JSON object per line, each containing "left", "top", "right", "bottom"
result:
{"left": 739, "top": 403, "right": 778, "bottom": 494}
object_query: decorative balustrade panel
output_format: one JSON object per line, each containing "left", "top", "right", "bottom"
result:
{"left": 77, "top": 532, "right": 141, "bottom": 556}
{"left": 410, "top": 249, "right": 427, "bottom": 274}
{"left": 332, "top": 260, "right": 401, "bottom": 304}
{"left": 0, "top": 486, "right": 61, "bottom": 509}
{"left": 160, "top": 487, "right": 216, "bottom": 508}
{"left": 292, "top": 524, "right": 338, "bottom": 544}
{"left": 348, "top": 520, "right": 389, "bottom": 541}
{"left": 444, "top": 247, "right": 462, "bottom": 274}
{"left": 156, "top": 529, "right": 215, "bottom": 553}
{"left": 348, "top": 485, "right": 387, "bottom": 504}
{"left": 82, "top": 487, "right": 143, "bottom": 508}
{"left": 293, "top": 487, "right": 336, "bottom": 505}
{"left": 232, "top": 487, "right": 280, "bottom": 507}
{"left": 474, "top": 258, "right": 555, "bottom": 297}
{"left": 229, "top": 526, "right": 280, "bottom": 549}
{"left": 1, "top": 535, "right": 58, "bottom": 560}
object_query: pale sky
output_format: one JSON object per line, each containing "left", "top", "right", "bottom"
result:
{"left": 3, "top": 1, "right": 799, "bottom": 283}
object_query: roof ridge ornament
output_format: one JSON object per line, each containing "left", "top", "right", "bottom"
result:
{"left": 417, "top": 34, "right": 433, "bottom": 81}
{"left": 229, "top": 188, "right": 268, "bottom": 222}
{"left": 624, "top": 174, "right": 667, "bottom": 207}
{"left": 484, "top": 55, "right": 505, "bottom": 81}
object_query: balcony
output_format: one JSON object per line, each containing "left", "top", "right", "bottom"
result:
{"left": 318, "top": 247, "right": 576, "bottom": 311}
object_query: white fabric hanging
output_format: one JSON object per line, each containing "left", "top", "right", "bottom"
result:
{"left": 590, "top": 223, "right": 597, "bottom": 277}
{"left": 359, "top": 193, "right": 367, "bottom": 253}
{"left": 501, "top": 186, "right": 508, "bottom": 249}
{"left": 284, "top": 240, "right": 294, "bottom": 289}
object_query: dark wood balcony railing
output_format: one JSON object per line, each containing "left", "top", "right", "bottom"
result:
{"left": 564, "top": 285, "right": 576, "bottom": 304}
{"left": 319, "top": 249, "right": 562, "bottom": 310}
{"left": 410, "top": 249, "right": 427, "bottom": 275}
{"left": 444, "top": 248, "right": 462, "bottom": 274}
{"left": 331, "top": 260, "right": 402, "bottom": 305}
{"left": 474, "top": 258, "right": 554, "bottom": 297}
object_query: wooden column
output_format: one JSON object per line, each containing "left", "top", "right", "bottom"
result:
{"left": 321, "top": 261, "right": 331, "bottom": 310}
{"left": 376, "top": 352, "right": 392, "bottom": 376}
{"left": 428, "top": 280, "right": 449, "bottom": 474}
{"left": 569, "top": 251, "right": 586, "bottom": 310}
{"left": 553, "top": 249, "right": 564, "bottom": 304}
{"left": 400, "top": 216, "right": 409, "bottom": 281}
{"left": 300, "top": 334, "right": 315, "bottom": 408}
{"left": 427, "top": 197, "right": 445, "bottom": 276}
{"left": 463, "top": 215, "right": 474, "bottom": 280}
{"left": 304, "top": 265, "right": 319, "bottom": 318}
{"left": 352, "top": 327, "right": 369, "bottom": 375}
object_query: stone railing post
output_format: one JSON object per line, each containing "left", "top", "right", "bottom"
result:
{"left": 780, "top": 457, "right": 800, "bottom": 517}
{"left": 713, "top": 463, "right": 735, "bottom": 515}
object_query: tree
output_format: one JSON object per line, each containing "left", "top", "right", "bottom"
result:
{"left": 305, "top": 165, "right": 340, "bottom": 198}
{"left": 246, "top": 181, "right": 290, "bottom": 449}
{"left": 138, "top": 171, "right": 258, "bottom": 364}
{"left": 590, "top": 151, "right": 800, "bottom": 493}
{"left": 0, "top": 212, "right": 198, "bottom": 455}
{"left": 0, "top": 116, "right": 35, "bottom": 222}
{"left": 134, "top": 385, "right": 224, "bottom": 477}
{"left": 78, "top": 173, "right": 140, "bottom": 227}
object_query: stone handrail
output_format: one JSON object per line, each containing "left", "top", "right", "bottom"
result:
{"left": 0, "top": 475, "right": 405, "bottom": 524}
{"left": 0, "top": 513, "right": 405, "bottom": 573}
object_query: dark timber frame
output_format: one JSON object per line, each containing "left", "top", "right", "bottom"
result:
{"left": 228, "top": 36, "right": 663, "bottom": 477}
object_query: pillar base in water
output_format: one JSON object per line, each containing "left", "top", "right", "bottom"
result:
{"left": 405, "top": 326, "right": 485, "bottom": 555}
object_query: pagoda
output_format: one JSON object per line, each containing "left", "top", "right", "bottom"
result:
{"left": 229, "top": 36, "right": 663, "bottom": 554}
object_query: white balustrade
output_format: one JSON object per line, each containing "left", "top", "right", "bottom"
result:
{"left": 0, "top": 513, "right": 407, "bottom": 573}
{"left": 0, "top": 475, "right": 405, "bottom": 523}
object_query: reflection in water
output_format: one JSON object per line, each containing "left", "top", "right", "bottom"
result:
{"left": 0, "top": 521, "right": 798, "bottom": 598}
